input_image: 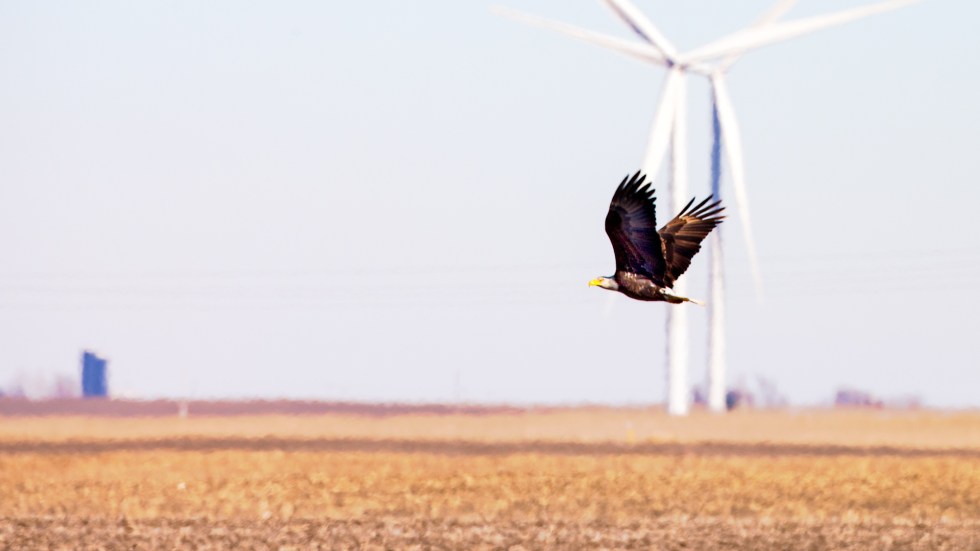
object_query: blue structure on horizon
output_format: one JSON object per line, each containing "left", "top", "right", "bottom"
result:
{"left": 81, "top": 351, "right": 108, "bottom": 398}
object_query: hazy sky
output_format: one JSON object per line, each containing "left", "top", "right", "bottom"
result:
{"left": 1, "top": 0, "right": 977, "bottom": 407}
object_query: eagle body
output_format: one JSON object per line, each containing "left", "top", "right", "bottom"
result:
{"left": 611, "top": 272, "right": 688, "bottom": 303}
{"left": 590, "top": 171, "right": 725, "bottom": 304}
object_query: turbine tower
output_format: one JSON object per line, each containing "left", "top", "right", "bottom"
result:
{"left": 496, "top": 0, "right": 919, "bottom": 415}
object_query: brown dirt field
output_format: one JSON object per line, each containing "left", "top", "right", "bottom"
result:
{"left": 0, "top": 406, "right": 978, "bottom": 549}
{"left": 1, "top": 403, "right": 978, "bottom": 449}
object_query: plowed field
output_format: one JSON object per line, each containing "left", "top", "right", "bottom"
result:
{"left": 0, "top": 405, "right": 977, "bottom": 549}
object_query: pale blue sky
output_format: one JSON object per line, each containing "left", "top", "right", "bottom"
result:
{"left": 1, "top": 0, "right": 977, "bottom": 407}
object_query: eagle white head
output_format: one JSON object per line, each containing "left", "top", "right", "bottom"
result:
{"left": 588, "top": 276, "right": 619, "bottom": 291}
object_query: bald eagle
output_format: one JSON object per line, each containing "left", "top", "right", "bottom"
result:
{"left": 589, "top": 171, "right": 724, "bottom": 304}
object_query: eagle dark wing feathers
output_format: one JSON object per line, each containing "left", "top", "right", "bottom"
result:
{"left": 604, "top": 171, "right": 665, "bottom": 278}
{"left": 658, "top": 195, "right": 726, "bottom": 288}
{"left": 604, "top": 170, "right": 724, "bottom": 289}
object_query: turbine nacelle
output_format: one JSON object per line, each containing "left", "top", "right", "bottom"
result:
{"left": 666, "top": 60, "right": 715, "bottom": 76}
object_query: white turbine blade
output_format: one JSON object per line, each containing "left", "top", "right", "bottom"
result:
{"left": 717, "top": 0, "right": 798, "bottom": 72}
{"left": 671, "top": 74, "right": 688, "bottom": 214}
{"left": 641, "top": 68, "right": 681, "bottom": 179}
{"left": 492, "top": 6, "right": 667, "bottom": 65}
{"left": 711, "top": 73, "right": 763, "bottom": 297}
{"left": 710, "top": 99, "right": 722, "bottom": 197}
{"left": 600, "top": 0, "right": 677, "bottom": 60}
{"left": 706, "top": 88, "right": 725, "bottom": 413}
{"left": 683, "top": 0, "right": 921, "bottom": 63}
{"left": 602, "top": 293, "right": 617, "bottom": 319}
{"left": 666, "top": 73, "right": 689, "bottom": 417}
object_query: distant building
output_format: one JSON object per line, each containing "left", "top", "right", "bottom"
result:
{"left": 81, "top": 351, "right": 108, "bottom": 398}
{"left": 834, "top": 388, "right": 882, "bottom": 408}
{"left": 725, "top": 389, "right": 755, "bottom": 411}
{"left": 695, "top": 384, "right": 757, "bottom": 411}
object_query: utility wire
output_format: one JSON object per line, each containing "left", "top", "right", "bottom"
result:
{"left": 0, "top": 247, "right": 977, "bottom": 310}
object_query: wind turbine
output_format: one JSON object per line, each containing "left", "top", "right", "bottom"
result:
{"left": 495, "top": 0, "right": 920, "bottom": 415}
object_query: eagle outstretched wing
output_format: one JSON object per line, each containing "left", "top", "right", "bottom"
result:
{"left": 604, "top": 171, "right": 666, "bottom": 280}
{"left": 658, "top": 196, "right": 725, "bottom": 288}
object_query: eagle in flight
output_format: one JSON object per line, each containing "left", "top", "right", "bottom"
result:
{"left": 589, "top": 171, "right": 725, "bottom": 304}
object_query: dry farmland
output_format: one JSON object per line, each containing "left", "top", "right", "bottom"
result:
{"left": 0, "top": 402, "right": 977, "bottom": 550}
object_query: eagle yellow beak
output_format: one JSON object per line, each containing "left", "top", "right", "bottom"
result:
{"left": 588, "top": 278, "right": 603, "bottom": 287}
